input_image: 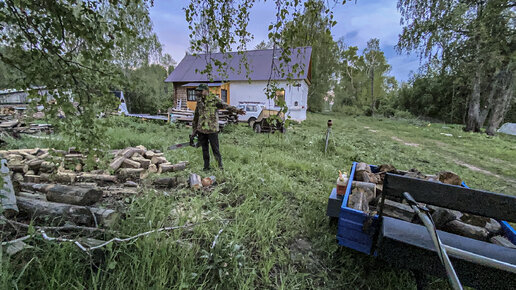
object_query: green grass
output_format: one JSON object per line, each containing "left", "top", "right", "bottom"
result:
{"left": 1, "top": 113, "right": 515, "bottom": 289}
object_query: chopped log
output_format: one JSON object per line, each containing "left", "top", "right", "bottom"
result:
{"left": 78, "top": 173, "right": 117, "bottom": 183}
{"left": 135, "top": 145, "right": 147, "bottom": 152}
{"left": 148, "top": 164, "right": 158, "bottom": 173}
{"left": 119, "top": 148, "right": 136, "bottom": 158}
{"left": 39, "top": 173, "right": 51, "bottom": 182}
{"left": 0, "top": 120, "right": 19, "bottom": 128}
{"left": 55, "top": 172, "right": 77, "bottom": 183}
{"left": 151, "top": 156, "right": 167, "bottom": 165}
{"left": 158, "top": 163, "right": 173, "bottom": 173}
{"left": 347, "top": 188, "right": 369, "bottom": 212}
{"left": 24, "top": 174, "right": 40, "bottom": 183}
{"left": 65, "top": 153, "right": 84, "bottom": 160}
{"left": 19, "top": 152, "right": 36, "bottom": 160}
{"left": 75, "top": 163, "right": 83, "bottom": 172}
{"left": 438, "top": 171, "right": 462, "bottom": 185}
{"left": 44, "top": 184, "right": 103, "bottom": 206}
{"left": 355, "top": 162, "right": 371, "bottom": 173}
{"left": 27, "top": 158, "right": 44, "bottom": 170}
{"left": 429, "top": 205, "right": 463, "bottom": 228}
{"left": 121, "top": 158, "right": 141, "bottom": 169}
{"left": 132, "top": 157, "right": 150, "bottom": 169}
{"left": 131, "top": 152, "right": 142, "bottom": 159}
{"left": 383, "top": 199, "right": 415, "bottom": 222}
{"left": 124, "top": 181, "right": 138, "bottom": 187}
{"left": 8, "top": 162, "right": 29, "bottom": 174}
{"left": 37, "top": 152, "right": 49, "bottom": 159}
{"left": 118, "top": 168, "right": 144, "bottom": 179}
{"left": 13, "top": 172, "right": 24, "bottom": 182}
{"left": 153, "top": 152, "right": 164, "bottom": 157}
{"left": 1, "top": 160, "right": 19, "bottom": 217}
{"left": 25, "top": 170, "right": 35, "bottom": 175}
{"left": 202, "top": 176, "right": 216, "bottom": 187}
{"left": 444, "top": 219, "right": 489, "bottom": 241}
{"left": 90, "top": 208, "right": 119, "bottom": 227}
{"left": 189, "top": 174, "right": 202, "bottom": 189}
{"left": 6, "top": 154, "right": 23, "bottom": 162}
{"left": 490, "top": 236, "right": 516, "bottom": 249}
{"left": 17, "top": 196, "right": 93, "bottom": 226}
{"left": 144, "top": 150, "right": 155, "bottom": 159}
{"left": 153, "top": 177, "right": 178, "bottom": 188}
{"left": 40, "top": 161, "right": 57, "bottom": 173}
{"left": 109, "top": 156, "right": 125, "bottom": 170}
{"left": 172, "top": 162, "right": 188, "bottom": 171}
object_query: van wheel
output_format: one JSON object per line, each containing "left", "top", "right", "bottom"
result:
{"left": 248, "top": 117, "right": 256, "bottom": 127}
{"left": 253, "top": 123, "right": 262, "bottom": 133}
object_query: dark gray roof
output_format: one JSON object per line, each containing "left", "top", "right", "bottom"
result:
{"left": 165, "top": 47, "right": 311, "bottom": 83}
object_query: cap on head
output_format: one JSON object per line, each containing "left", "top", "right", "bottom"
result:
{"left": 195, "top": 84, "right": 209, "bottom": 91}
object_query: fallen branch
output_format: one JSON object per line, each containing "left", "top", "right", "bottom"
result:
{"left": 0, "top": 216, "right": 109, "bottom": 233}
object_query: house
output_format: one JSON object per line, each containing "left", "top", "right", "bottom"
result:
{"left": 164, "top": 47, "right": 312, "bottom": 121}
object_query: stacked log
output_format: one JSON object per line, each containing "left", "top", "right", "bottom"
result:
{"left": 346, "top": 162, "right": 516, "bottom": 248}
{"left": 0, "top": 145, "right": 189, "bottom": 184}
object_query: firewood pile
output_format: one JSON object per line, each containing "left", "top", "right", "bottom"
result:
{"left": 0, "top": 119, "right": 53, "bottom": 137}
{"left": 347, "top": 162, "right": 516, "bottom": 249}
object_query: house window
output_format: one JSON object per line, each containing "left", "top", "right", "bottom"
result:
{"left": 187, "top": 89, "right": 197, "bottom": 101}
{"left": 275, "top": 90, "right": 285, "bottom": 107}
{"left": 221, "top": 89, "right": 228, "bottom": 103}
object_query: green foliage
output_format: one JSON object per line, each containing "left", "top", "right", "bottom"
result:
{"left": 282, "top": 0, "right": 340, "bottom": 112}
{"left": 123, "top": 64, "right": 173, "bottom": 114}
{"left": 0, "top": 0, "right": 161, "bottom": 151}
{"left": 333, "top": 39, "right": 397, "bottom": 116}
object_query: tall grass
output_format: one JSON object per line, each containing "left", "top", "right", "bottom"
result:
{"left": 1, "top": 113, "right": 514, "bottom": 289}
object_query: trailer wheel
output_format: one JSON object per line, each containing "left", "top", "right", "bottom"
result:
{"left": 253, "top": 123, "right": 262, "bottom": 133}
{"left": 248, "top": 117, "right": 256, "bottom": 127}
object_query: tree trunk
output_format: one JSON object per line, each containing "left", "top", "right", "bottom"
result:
{"left": 17, "top": 196, "right": 93, "bottom": 225}
{"left": 486, "top": 70, "right": 513, "bottom": 135}
{"left": 370, "top": 68, "right": 375, "bottom": 115}
{"left": 466, "top": 65, "right": 482, "bottom": 132}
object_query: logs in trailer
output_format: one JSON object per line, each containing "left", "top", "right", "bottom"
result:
{"left": 327, "top": 162, "right": 516, "bottom": 290}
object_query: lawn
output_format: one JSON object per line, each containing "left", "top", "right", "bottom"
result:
{"left": 1, "top": 113, "right": 515, "bottom": 289}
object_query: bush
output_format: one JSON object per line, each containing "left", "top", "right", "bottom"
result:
{"left": 393, "top": 110, "right": 415, "bottom": 119}
{"left": 331, "top": 105, "right": 364, "bottom": 116}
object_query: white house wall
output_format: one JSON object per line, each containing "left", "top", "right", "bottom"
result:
{"left": 229, "top": 80, "right": 308, "bottom": 121}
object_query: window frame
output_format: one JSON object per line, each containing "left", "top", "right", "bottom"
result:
{"left": 186, "top": 88, "right": 197, "bottom": 101}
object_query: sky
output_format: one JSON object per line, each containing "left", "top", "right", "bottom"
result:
{"left": 149, "top": 0, "right": 420, "bottom": 82}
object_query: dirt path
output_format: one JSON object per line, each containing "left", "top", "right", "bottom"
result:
{"left": 391, "top": 135, "right": 516, "bottom": 186}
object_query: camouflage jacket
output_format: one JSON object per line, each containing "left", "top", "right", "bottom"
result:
{"left": 193, "top": 93, "right": 237, "bottom": 134}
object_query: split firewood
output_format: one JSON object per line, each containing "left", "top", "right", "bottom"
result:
{"left": 119, "top": 148, "right": 136, "bottom": 158}
{"left": 19, "top": 183, "right": 103, "bottom": 206}
{"left": 438, "top": 171, "right": 462, "bottom": 185}
{"left": 158, "top": 163, "right": 173, "bottom": 173}
{"left": 19, "top": 152, "right": 36, "bottom": 160}
{"left": 189, "top": 174, "right": 202, "bottom": 189}
{"left": 16, "top": 191, "right": 46, "bottom": 201}
{"left": 118, "top": 168, "right": 144, "bottom": 179}
{"left": 148, "top": 164, "right": 158, "bottom": 173}
{"left": 347, "top": 188, "right": 369, "bottom": 212}
{"left": 23, "top": 174, "right": 40, "bottom": 183}
{"left": 64, "top": 153, "right": 83, "bottom": 160}
{"left": 490, "top": 236, "right": 516, "bottom": 249}
{"left": 55, "top": 172, "right": 77, "bottom": 183}
{"left": 351, "top": 181, "right": 376, "bottom": 203}
{"left": 121, "top": 158, "right": 141, "bottom": 169}
{"left": 132, "top": 157, "right": 150, "bottom": 169}
{"left": 6, "top": 154, "right": 23, "bottom": 162}
{"left": 135, "top": 145, "right": 147, "bottom": 152}
{"left": 13, "top": 172, "right": 24, "bottom": 182}
{"left": 144, "top": 150, "right": 155, "bottom": 159}
{"left": 39, "top": 173, "right": 51, "bottom": 182}
{"left": 40, "top": 161, "right": 57, "bottom": 173}
{"left": 27, "top": 158, "right": 44, "bottom": 170}
{"left": 151, "top": 156, "right": 167, "bottom": 165}
{"left": 444, "top": 219, "right": 489, "bottom": 241}
{"left": 355, "top": 162, "right": 371, "bottom": 173}
{"left": 75, "top": 163, "right": 83, "bottom": 172}
{"left": 7, "top": 162, "right": 29, "bottom": 173}
{"left": 38, "top": 152, "right": 49, "bottom": 159}
{"left": 25, "top": 170, "right": 35, "bottom": 175}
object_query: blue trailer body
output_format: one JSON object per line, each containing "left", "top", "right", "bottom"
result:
{"left": 334, "top": 162, "right": 516, "bottom": 255}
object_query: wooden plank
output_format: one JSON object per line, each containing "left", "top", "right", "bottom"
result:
{"left": 383, "top": 173, "right": 516, "bottom": 222}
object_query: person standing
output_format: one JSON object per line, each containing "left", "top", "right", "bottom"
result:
{"left": 192, "top": 84, "right": 243, "bottom": 170}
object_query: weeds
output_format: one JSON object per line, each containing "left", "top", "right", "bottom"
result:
{"left": 1, "top": 113, "right": 514, "bottom": 289}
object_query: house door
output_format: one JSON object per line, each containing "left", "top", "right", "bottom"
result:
{"left": 221, "top": 89, "right": 228, "bottom": 103}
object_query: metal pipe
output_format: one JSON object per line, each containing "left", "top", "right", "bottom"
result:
{"left": 444, "top": 244, "right": 516, "bottom": 274}
{"left": 403, "top": 192, "right": 463, "bottom": 290}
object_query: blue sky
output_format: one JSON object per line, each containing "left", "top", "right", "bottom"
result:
{"left": 149, "top": 0, "right": 420, "bottom": 82}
